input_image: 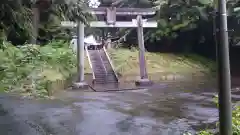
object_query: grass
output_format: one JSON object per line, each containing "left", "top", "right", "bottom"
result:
{"left": 107, "top": 48, "right": 215, "bottom": 76}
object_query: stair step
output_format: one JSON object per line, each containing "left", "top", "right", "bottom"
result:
{"left": 95, "top": 81, "right": 118, "bottom": 83}
{"left": 95, "top": 78, "right": 116, "bottom": 80}
{"left": 87, "top": 49, "right": 118, "bottom": 84}
{"left": 95, "top": 78, "right": 117, "bottom": 80}
{"left": 95, "top": 76, "right": 116, "bottom": 78}
{"left": 95, "top": 76, "right": 115, "bottom": 78}
{"left": 95, "top": 71, "right": 115, "bottom": 73}
{"left": 95, "top": 80, "right": 117, "bottom": 83}
{"left": 94, "top": 83, "right": 118, "bottom": 85}
{"left": 95, "top": 77, "right": 116, "bottom": 79}
{"left": 95, "top": 81, "right": 118, "bottom": 84}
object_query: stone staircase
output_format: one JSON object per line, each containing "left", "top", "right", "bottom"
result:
{"left": 87, "top": 48, "right": 118, "bottom": 84}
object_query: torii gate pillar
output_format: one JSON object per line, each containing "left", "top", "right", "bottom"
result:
{"left": 135, "top": 15, "right": 153, "bottom": 86}
{"left": 72, "top": 21, "right": 88, "bottom": 89}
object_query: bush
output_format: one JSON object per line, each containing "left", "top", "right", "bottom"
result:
{"left": 0, "top": 40, "right": 76, "bottom": 97}
{"left": 191, "top": 96, "right": 240, "bottom": 135}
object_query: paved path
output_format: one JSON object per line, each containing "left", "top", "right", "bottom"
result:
{"left": 0, "top": 78, "right": 223, "bottom": 135}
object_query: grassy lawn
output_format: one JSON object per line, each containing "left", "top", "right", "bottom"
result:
{"left": 106, "top": 48, "right": 215, "bottom": 76}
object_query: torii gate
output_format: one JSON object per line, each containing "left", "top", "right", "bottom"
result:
{"left": 61, "top": 7, "right": 158, "bottom": 88}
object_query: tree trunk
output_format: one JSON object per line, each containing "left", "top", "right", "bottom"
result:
{"left": 31, "top": 5, "right": 39, "bottom": 44}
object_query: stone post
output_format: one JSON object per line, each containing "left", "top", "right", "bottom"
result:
{"left": 72, "top": 21, "right": 88, "bottom": 89}
{"left": 135, "top": 15, "right": 153, "bottom": 86}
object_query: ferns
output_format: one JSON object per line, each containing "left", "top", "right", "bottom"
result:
{"left": 0, "top": 40, "right": 76, "bottom": 97}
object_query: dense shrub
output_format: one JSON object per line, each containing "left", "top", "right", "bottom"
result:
{"left": 195, "top": 104, "right": 240, "bottom": 135}
{"left": 185, "top": 95, "right": 240, "bottom": 135}
{"left": 0, "top": 40, "right": 76, "bottom": 97}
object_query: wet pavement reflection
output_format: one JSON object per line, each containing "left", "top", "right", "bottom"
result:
{"left": 0, "top": 74, "right": 239, "bottom": 135}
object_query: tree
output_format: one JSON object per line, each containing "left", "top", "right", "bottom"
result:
{"left": 0, "top": 0, "right": 90, "bottom": 45}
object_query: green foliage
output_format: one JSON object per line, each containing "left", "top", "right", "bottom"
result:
{"left": 181, "top": 54, "right": 217, "bottom": 74}
{"left": 145, "top": 0, "right": 240, "bottom": 44}
{"left": 196, "top": 95, "right": 240, "bottom": 135}
{"left": 0, "top": 0, "right": 33, "bottom": 43}
{"left": 144, "top": 0, "right": 213, "bottom": 42}
{"left": 183, "top": 131, "right": 213, "bottom": 135}
{"left": 196, "top": 131, "right": 213, "bottom": 135}
{"left": 0, "top": 0, "right": 90, "bottom": 44}
{"left": 232, "top": 105, "right": 240, "bottom": 134}
{"left": 0, "top": 40, "right": 76, "bottom": 98}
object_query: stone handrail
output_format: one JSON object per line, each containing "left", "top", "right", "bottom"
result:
{"left": 103, "top": 47, "right": 119, "bottom": 83}
{"left": 85, "top": 46, "right": 96, "bottom": 82}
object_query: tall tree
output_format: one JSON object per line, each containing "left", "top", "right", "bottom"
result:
{"left": 0, "top": 0, "right": 90, "bottom": 44}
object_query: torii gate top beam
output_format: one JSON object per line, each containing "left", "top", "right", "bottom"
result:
{"left": 85, "top": 7, "right": 156, "bottom": 16}
{"left": 61, "top": 20, "right": 157, "bottom": 28}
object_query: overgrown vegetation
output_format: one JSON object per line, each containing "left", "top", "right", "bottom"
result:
{"left": 0, "top": 0, "right": 91, "bottom": 45}
{"left": 108, "top": 48, "right": 215, "bottom": 76}
{"left": 0, "top": 41, "right": 215, "bottom": 97}
{"left": 0, "top": 40, "right": 76, "bottom": 97}
{"left": 184, "top": 96, "right": 240, "bottom": 135}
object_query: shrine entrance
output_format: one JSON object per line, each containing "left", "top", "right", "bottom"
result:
{"left": 61, "top": 7, "right": 157, "bottom": 89}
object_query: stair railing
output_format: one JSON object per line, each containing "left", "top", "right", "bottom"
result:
{"left": 103, "top": 46, "right": 119, "bottom": 83}
{"left": 85, "top": 45, "right": 96, "bottom": 84}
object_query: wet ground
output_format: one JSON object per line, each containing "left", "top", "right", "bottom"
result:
{"left": 0, "top": 74, "right": 240, "bottom": 135}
